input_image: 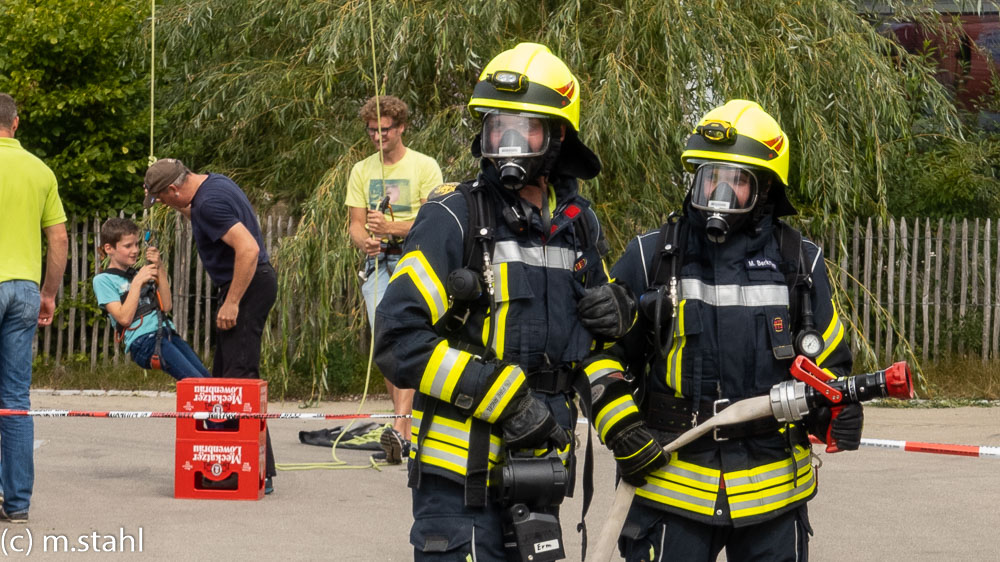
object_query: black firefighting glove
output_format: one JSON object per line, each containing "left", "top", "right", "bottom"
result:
{"left": 805, "top": 403, "right": 864, "bottom": 451}
{"left": 500, "top": 393, "right": 571, "bottom": 451}
{"left": 607, "top": 422, "right": 667, "bottom": 487}
{"left": 578, "top": 282, "right": 636, "bottom": 339}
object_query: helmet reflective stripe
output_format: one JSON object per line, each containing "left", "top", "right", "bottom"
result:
{"left": 469, "top": 43, "right": 582, "bottom": 131}
{"left": 681, "top": 100, "right": 790, "bottom": 187}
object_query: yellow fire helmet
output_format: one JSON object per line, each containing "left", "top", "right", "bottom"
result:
{"left": 468, "top": 42, "right": 581, "bottom": 131}
{"left": 681, "top": 100, "right": 790, "bottom": 188}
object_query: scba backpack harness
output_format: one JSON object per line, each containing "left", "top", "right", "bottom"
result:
{"left": 640, "top": 213, "right": 820, "bottom": 362}
{"left": 635, "top": 213, "right": 826, "bottom": 441}
{"left": 100, "top": 267, "right": 170, "bottom": 371}
{"left": 427, "top": 180, "right": 608, "bottom": 559}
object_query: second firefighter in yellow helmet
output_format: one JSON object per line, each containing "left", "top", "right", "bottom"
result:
{"left": 681, "top": 99, "right": 796, "bottom": 243}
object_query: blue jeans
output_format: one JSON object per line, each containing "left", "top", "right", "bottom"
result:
{"left": 0, "top": 280, "right": 40, "bottom": 514}
{"left": 130, "top": 330, "right": 210, "bottom": 381}
{"left": 361, "top": 253, "right": 400, "bottom": 328}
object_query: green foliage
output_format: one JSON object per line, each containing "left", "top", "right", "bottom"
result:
{"left": 0, "top": 0, "right": 150, "bottom": 217}
{"left": 141, "top": 0, "right": 1000, "bottom": 397}
{"left": 885, "top": 131, "right": 1000, "bottom": 218}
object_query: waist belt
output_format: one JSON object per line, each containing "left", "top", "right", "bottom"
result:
{"left": 643, "top": 390, "right": 782, "bottom": 440}
{"left": 526, "top": 367, "right": 576, "bottom": 395}
{"left": 382, "top": 239, "right": 404, "bottom": 255}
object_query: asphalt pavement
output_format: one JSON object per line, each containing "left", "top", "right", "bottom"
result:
{"left": 8, "top": 391, "right": 999, "bottom": 561}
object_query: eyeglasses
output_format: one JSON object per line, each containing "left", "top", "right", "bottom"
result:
{"left": 366, "top": 123, "right": 398, "bottom": 136}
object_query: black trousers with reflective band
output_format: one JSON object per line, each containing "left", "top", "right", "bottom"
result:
{"left": 620, "top": 500, "right": 811, "bottom": 562}
{"left": 213, "top": 262, "right": 278, "bottom": 477}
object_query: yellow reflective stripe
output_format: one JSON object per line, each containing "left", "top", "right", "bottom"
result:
{"left": 413, "top": 410, "right": 502, "bottom": 456}
{"left": 584, "top": 358, "right": 622, "bottom": 382}
{"left": 526, "top": 436, "right": 573, "bottom": 466}
{"left": 411, "top": 409, "right": 503, "bottom": 478}
{"left": 594, "top": 395, "right": 639, "bottom": 442}
{"left": 635, "top": 448, "right": 816, "bottom": 520}
{"left": 481, "top": 306, "right": 491, "bottom": 348}
{"left": 648, "top": 455, "right": 720, "bottom": 493}
{"left": 725, "top": 446, "right": 812, "bottom": 491}
{"left": 473, "top": 365, "right": 525, "bottom": 423}
{"left": 419, "top": 340, "right": 472, "bottom": 402}
{"left": 493, "top": 262, "right": 510, "bottom": 359}
{"left": 555, "top": 439, "right": 572, "bottom": 465}
{"left": 636, "top": 453, "right": 720, "bottom": 515}
{"left": 728, "top": 464, "right": 816, "bottom": 519}
{"left": 726, "top": 458, "right": 811, "bottom": 494}
{"left": 667, "top": 454, "right": 721, "bottom": 478}
{"left": 636, "top": 479, "right": 718, "bottom": 515}
{"left": 615, "top": 438, "right": 657, "bottom": 462}
{"left": 816, "top": 306, "right": 845, "bottom": 365}
{"left": 389, "top": 251, "right": 448, "bottom": 324}
{"left": 666, "top": 299, "right": 687, "bottom": 397}
{"left": 416, "top": 438, "right": 470, "bottom": 475}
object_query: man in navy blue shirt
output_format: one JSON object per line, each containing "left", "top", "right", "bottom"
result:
{"left": 144, "top": 158, "right": 278, "bottom": 493}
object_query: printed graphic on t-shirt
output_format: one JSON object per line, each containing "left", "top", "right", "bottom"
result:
{"left": 367, "top": 179, "right": 414, "bottom": 213}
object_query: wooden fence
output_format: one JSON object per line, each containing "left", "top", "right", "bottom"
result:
{"left": 35, "top": 212, "right": 296, "bottom": 369}
{"left": 827, "top": 217, "right": 1000, "bottom": 364}
{"left": 30, "top": 215, "right": 1000, "bottom": 370}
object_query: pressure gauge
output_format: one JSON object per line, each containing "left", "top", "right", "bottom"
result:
{"left": 794, "top": 329, "right": 824, "bottom": 359}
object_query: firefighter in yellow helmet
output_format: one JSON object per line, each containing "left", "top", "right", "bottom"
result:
{"left": 375, "top": 43, "right": 634, "bottom": 560}
{"left": 583, "top": 100, "right": 861, "bottom": 560}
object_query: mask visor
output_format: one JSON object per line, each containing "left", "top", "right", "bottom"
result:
{"left": 690, "top": 163, "right": 759, "bottom": 214}
{"left": 481, "top": 113, "right": 550, "bottom": 158}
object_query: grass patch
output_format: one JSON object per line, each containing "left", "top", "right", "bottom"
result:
{"left": 31, "top": 350, "right": 382, "bottom": 402}
{"left": 32, "top": 354, "right": 1000, "bottom": 404}
{"left": 916, "top": 356, "right": 1000, "bottom": 401}
{"left": 32, "top": 357, "right": 178, "bottom": 393}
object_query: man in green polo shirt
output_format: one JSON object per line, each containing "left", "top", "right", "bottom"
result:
{"left": 0, "top": 93, "right": 68, "bottom": 523}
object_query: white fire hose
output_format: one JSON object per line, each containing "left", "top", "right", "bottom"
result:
{"left": 587, "top": 357, "right": 912, "bottom": 561}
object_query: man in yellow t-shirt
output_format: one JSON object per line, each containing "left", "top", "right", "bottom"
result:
{"left": 0, "top": 93, "right": 68, "bottom": 523}
{"left": 344, "top": 95, "right": 443, "bottom": 464}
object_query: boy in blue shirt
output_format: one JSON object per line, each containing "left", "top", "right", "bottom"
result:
{"left": 93, "top": 218, "right": 209, "bottom": 380}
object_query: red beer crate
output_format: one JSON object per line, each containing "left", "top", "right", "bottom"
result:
{"left": 175, "top": 378, "right": 267, "bottom": 440}
{"left": 174, "top": 434, "right": 265, "bottom": 500}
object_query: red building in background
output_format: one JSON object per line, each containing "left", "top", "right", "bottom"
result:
{"left": 873, "top": 2, "right": 1000, "bottom": 125}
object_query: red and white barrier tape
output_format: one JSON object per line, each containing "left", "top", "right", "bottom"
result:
{"left": 809, "top": 435, "right": 1000, "bottom": 459}
{"left": 9, "top": 410, "right": 998, "bottom": 459}
{"left": 0, "top": 409, "right": 407, "bottom": 421}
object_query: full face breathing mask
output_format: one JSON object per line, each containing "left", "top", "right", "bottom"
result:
{"left": 689, "top": 162, "right": 760, "bottom": 243}
{"left": 480, "top": 113, "right": 553, "bottom": 191}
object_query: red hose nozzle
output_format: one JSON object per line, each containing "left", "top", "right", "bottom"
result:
{"left": 883, "top": 362, "right": 914, "bottom": 400}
